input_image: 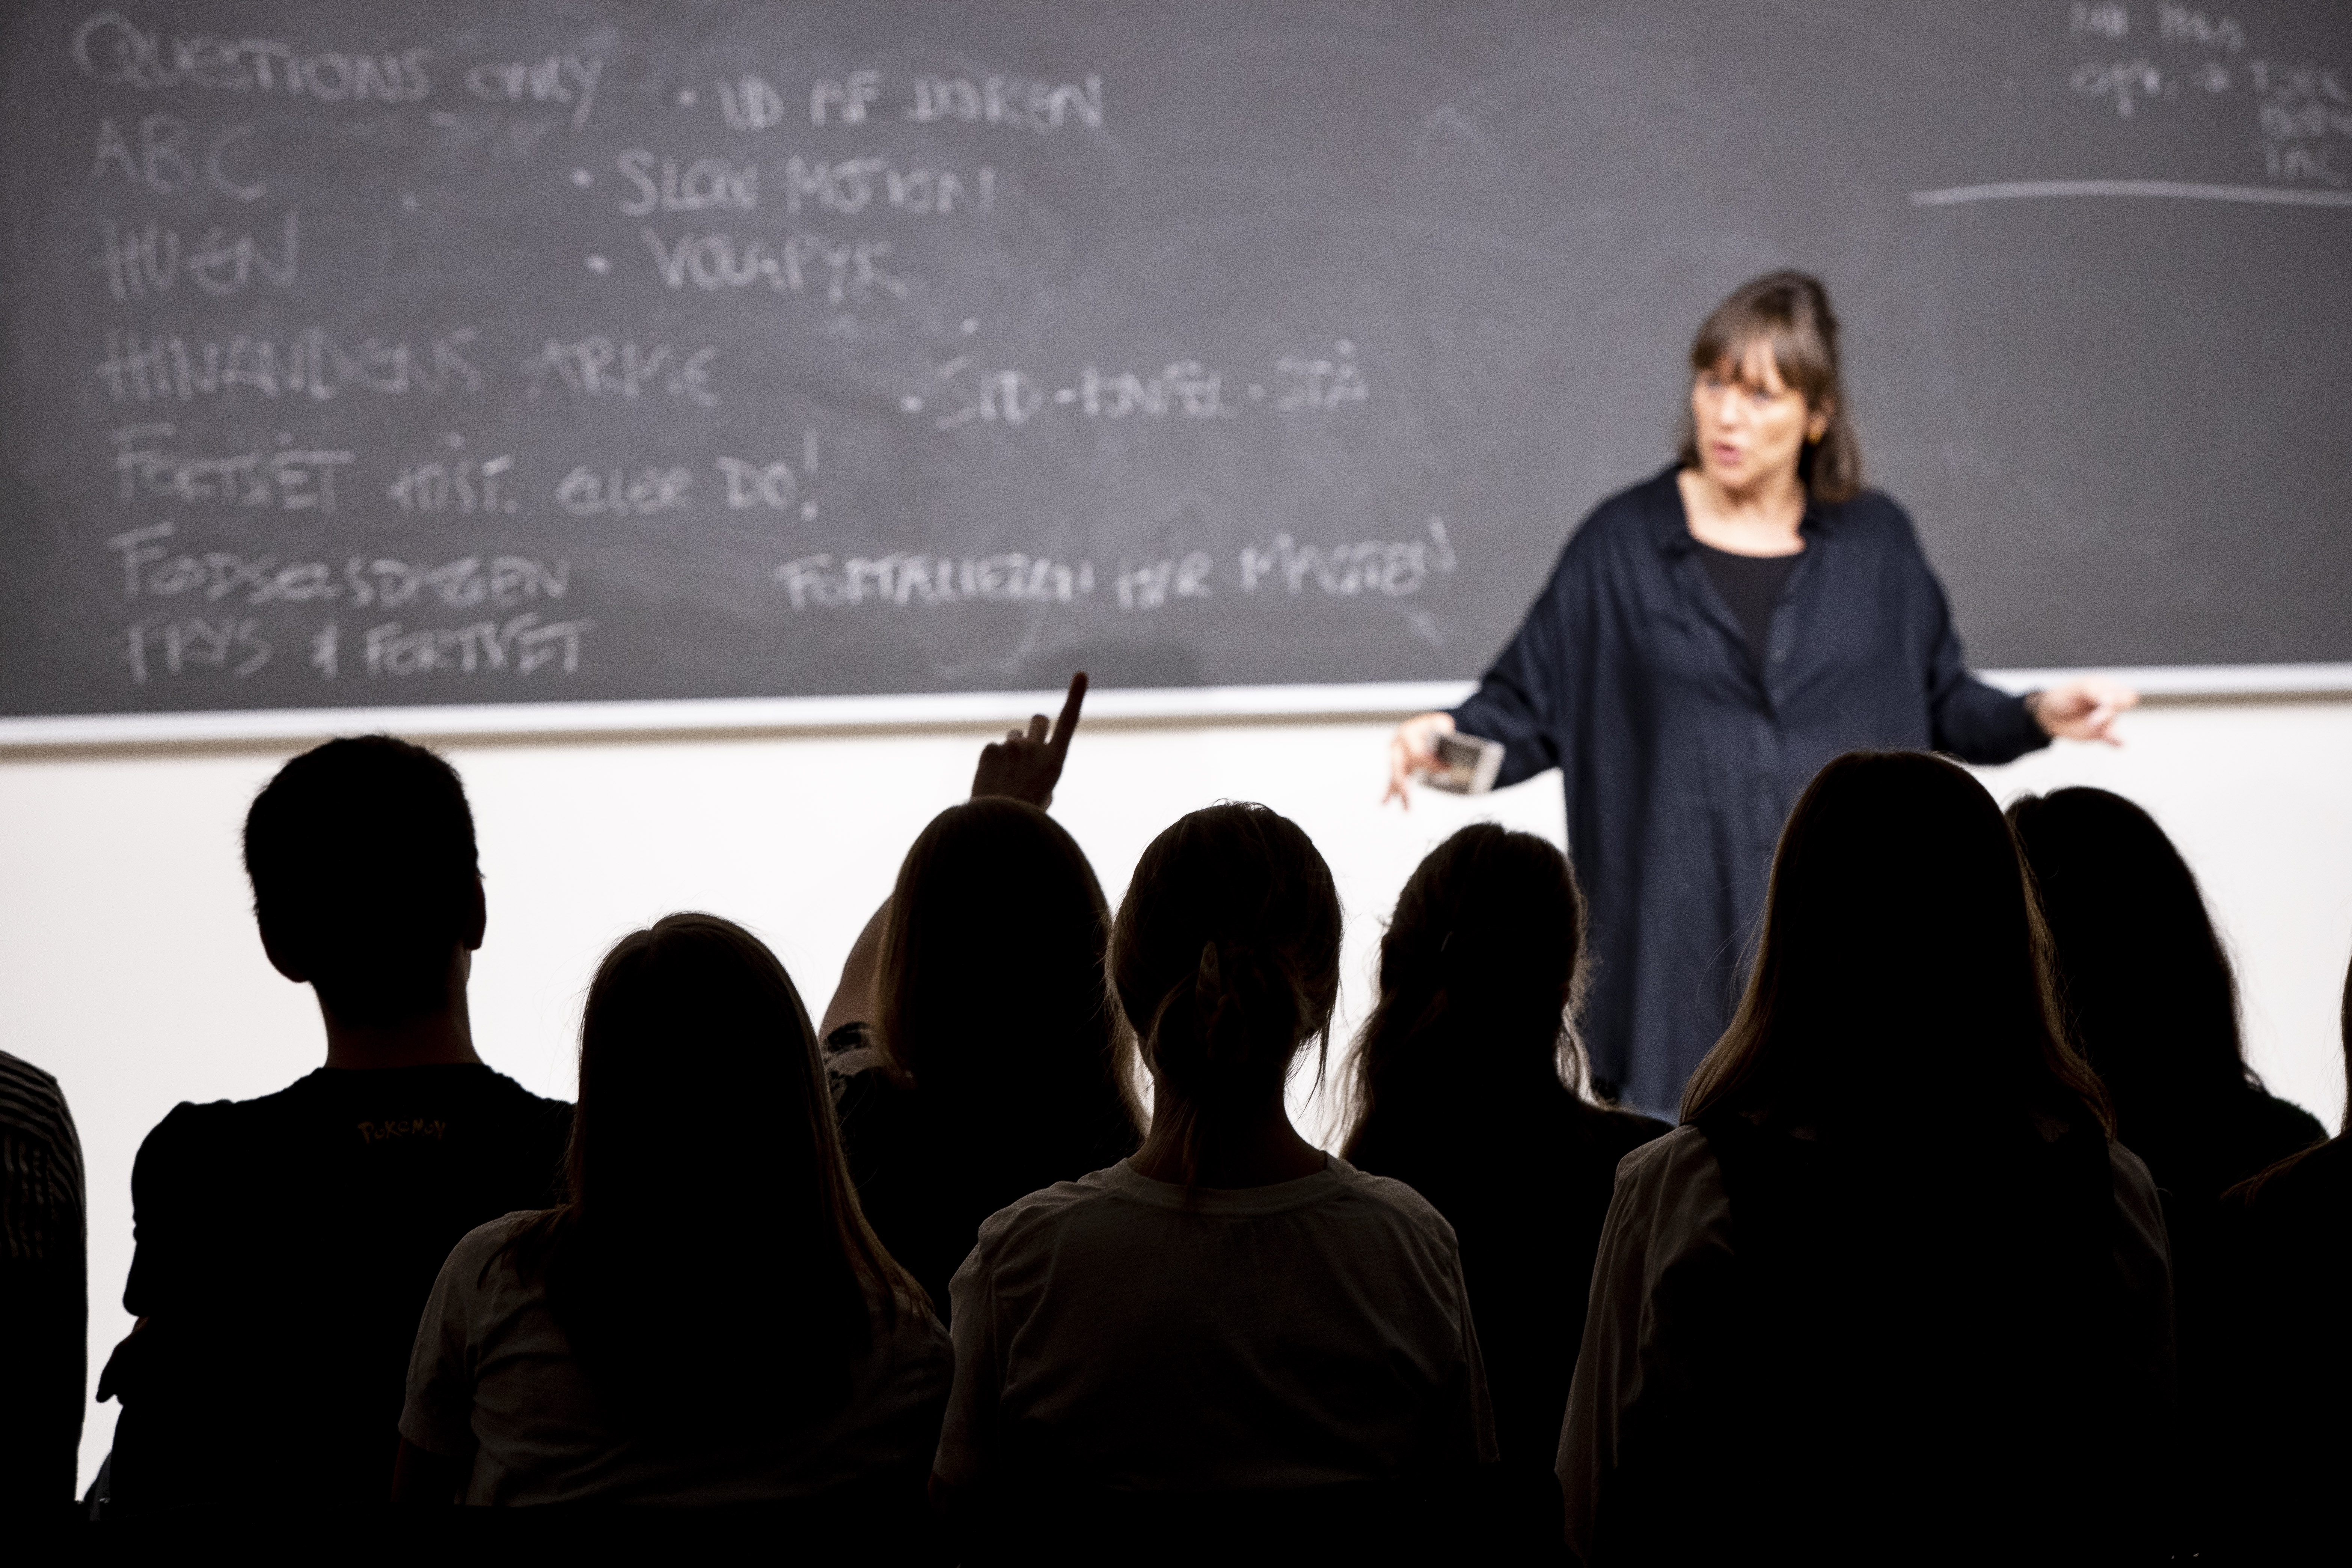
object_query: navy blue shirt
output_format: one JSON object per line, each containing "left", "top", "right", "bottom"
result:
{"left": 1451, "top": 468, "right": 2048, "bottom": 1112}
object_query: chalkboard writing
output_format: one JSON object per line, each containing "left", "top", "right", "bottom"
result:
{"left": 3, "top": 0, "right": 2348, "bottom": 720}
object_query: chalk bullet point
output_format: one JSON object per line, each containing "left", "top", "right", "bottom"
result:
{"left": 900, "top": 395, "right": 924, "bottom": 412}
{"left": 677, "top": 87, "right": 696, "bottom": 106}
{"left": 801, "top": 502, "right": 818, "bottom": 520}
{"left": 1054, "top": 388, "right": 1076, "bottom": 404}
{"left": 961, "top": 318, "right": 979, "bottom": 334}
{"left": 1337, "top": 339, "right": 1355, "bottom": 356}
{"left": 401, "top": 192, "right": 418, "bottom": 213}
{"left": 585, "top": 255, "right": 611, "bottom": 274}
{"left": 571, "top": 168, "right": 592, "bottom": 187}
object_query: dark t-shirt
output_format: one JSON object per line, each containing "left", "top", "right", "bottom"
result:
{"left": 1693, "top": 541, "right": 1803, "bottom": 672}
{"left": 1345, "top": 1084, "right": 1668, "bottom": 1471}
{"left": 826, "top": 1026, "right": 1139, "bottom": 1323}
{"left": 107, "top": 1063, "right": 570, "bottom": 1511}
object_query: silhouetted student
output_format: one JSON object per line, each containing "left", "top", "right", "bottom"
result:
{"left": 0, "top": 1050, "right": 85, "bottom": 1515}
{"left": 395, "top": 914, "right": 948, "bottom": 1522}
{"left": 820, "top": 674, "right": 1144, "bottom": 1318}
{"left": 2007, "top": 785, "right": 2323, "bottom": 1550}
{"left": 1559, "top": 751, "right": 2174, "bottom": 1565}
{"left": 2008, "top": 787, "right": 2324, "bottom": 1201}
{"left": 933, "top": 803, "right": 1497, "bottom": 1561}
{"left": 1342, "top": 827, "right": 1664, "bottom": 1505}
{"left": 2208, "top": 947, "right": 2352, "bottom": 1560}
{"left": 98, "top": 736, "right": 570, "bottom": 1515}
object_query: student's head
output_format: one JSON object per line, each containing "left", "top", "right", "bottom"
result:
{"left": 1345, "top": 825, "right": 1590, "bottom": 1149}
{"left": 1110, "top": 803, "right": 1342, "bottom": 1176}
{"left": 2005, "top": 787, "right": 2254, "bottom": 1121}
{"left": 551, "top": 913, "right": 921, "bottom": 1418}
{"left": 875, "top": 797, "right": 1142, "bottom": 1147}
{"left": 244, "top": 734, "right": 482, "bottom": 1025}
{"left": 1683, "top": 750, "right": 2106, "bottom": 1134}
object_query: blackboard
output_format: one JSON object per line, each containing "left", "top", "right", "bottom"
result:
{"left": 4, "top": 0, "right": 2348, "bottom": 721}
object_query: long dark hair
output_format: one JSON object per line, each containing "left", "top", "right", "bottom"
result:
{"left": 1342, "top": 825, "right": 1592, "bottom": 1160}
{"left": 1682, "top": 751, "right": 2108, "bottom": 1135}
{"left": 1110, "top": 803, "right": 1342, "bottom": 1185}
{"left": 1675, "top": 269, "right": 1864, "bottom": 504}
{"left": 507, "top": 914, "right": 926, "bottom": 1429}
{"left": 873, "top": 797, "right": 1144, "bottom": 1156}
{"left": 2007, "top": 788, "right": 2262, "bottom": 1128}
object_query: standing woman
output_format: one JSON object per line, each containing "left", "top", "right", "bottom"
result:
{"left": 1387, "top": 271, "right": 2136, "bottom": 1113}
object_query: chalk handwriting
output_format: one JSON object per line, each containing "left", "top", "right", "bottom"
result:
{"left": 2072, "top": 4, "right": 2131, "bottom": 41}
{"left": 386, "top": 454, "right": 516, "bottom": 515}
{"left": 809, "top": 72, "right": 884, "bottom": 125}
{"left": 102, "top": 525, "right": 567, "bottom": 615}
{"left": 639, "top": 228, "right": 909, "bottom": 304}
{"left": 74, "top": 14, "right": 431, "bottom": 101}
{"left": 522, "top": 338, "right": 718, "bottom": 406}
{"left": 1239, "top": 518, "right": 1458, "bottom": 599}
{"left": 716, "top": 76, "right": 789, "bottom": 131}
{"left": 1113, "top": 554, "right": 1214, "bottom": 611}
{"left": 716, "top": 457, "right": 798, "bottom": 510}
{"left": 902, "top": 72, "right": 1104, "bottom": 132}
{"left": 782, "top": 157, "right": 994, "bottom": 216}
{"left": 464, "top": 53, "right": 602, "bottom": 131}
{"left": 2158, "top": 6, "right": 2245, "bottom": 51}
{"left": 122, "top": 613, "right": 268, "bottom": 681}
{"left": 775, "top": 552, "right": 1094, "bottom": 608}
{"left": 555, "top": 466, "right": 693, "bottom": 516}
{"left": 91, "top": 115, "right": 264, "bottom": 198}
{"left": 1275, "top": 347, "right": 1369, "bottom": 410}
{"left": 107, "top": 424, "right": 353, "bottom": 511}
{"left": 308, "top": 614, "right": 589, "bottom": 679}
{"left": 90, "top": 211, "right": 297, "bottom": 300}
{"left": 95, "top": 327, "right": 479, "bottom": 403}
{"left": 617, "top": 150, "right": 757, "bottom": 214}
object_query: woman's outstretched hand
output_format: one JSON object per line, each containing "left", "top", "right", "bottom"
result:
{"left": 1383, "top": 710, "right": 1456, "bottom": 808}
{"left": 2029, "top": 676, "right": 2140, "bottom": 745}
{"left": 972, "top": 671, "right": 1089, "bottom": 808}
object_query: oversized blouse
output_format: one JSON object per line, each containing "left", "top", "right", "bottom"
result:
{"left": 1450, "top": 469, "right": 2049, "bottom": 1111}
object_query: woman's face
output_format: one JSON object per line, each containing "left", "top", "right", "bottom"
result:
{"left": 1689, "top": 339, "right": 1829, "bottom": 494}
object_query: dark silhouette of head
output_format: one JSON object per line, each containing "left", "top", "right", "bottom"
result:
{"left": 874, "top": 796, "right": 1143, "bottom": 1153}
{"left": 1110, "top": 802, "right": 1342, "bottom": 1184}
{"left": 526, "top": 912, "right": 923, "bottom": 1428}
{"left": 1683, "top": 750, "right": 2107, "bottom": 1135}
{"left": 244, "top": 735, "right": 482, "bottom": 1025}
{"left": 1343, "top": 825, "right": 1591, "bottom": 1156}
{"left": 2007, "top": 787, "right": 2261, "bottom": 1131}
{"left": 1678, "top": 269, "right": 1863, "bottom": 502}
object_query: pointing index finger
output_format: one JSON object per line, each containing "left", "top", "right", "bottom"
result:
{"left": 1049, "top": 671, "right": 1089, "bottom": 757}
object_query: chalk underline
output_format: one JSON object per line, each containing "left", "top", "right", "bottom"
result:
{"left": 1910, "top": 179, "right": 2352, "bottom": 208}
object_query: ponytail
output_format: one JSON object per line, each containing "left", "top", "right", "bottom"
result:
{"left": 1110, "top": 805, "right": 1342, "bottom": 1187}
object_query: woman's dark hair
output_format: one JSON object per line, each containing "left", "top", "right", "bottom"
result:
{"left": 873, "top": 797, "right": 1144, "bottom": 1150}
{"left": 1342, "top": 825, "right": 1592, "bottom": 1158}
{"left": 1676, "top": 269, "right": 1864, "bottom": 504}
{"left": 1682, "top": 751, "right": 2108, "bottom": 1135}
{"left": 1110, "top": 802, "right": 1343, "bottom": 1185}
{"left": 2006, "top": 787, "right": 2262, "bottom": 1122}
{"left": 508, "top": 913, "right": 924, "bottom": 1429}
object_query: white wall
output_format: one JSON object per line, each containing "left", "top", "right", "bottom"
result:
{"left": 7, "top": 697, "right": 2348, "bottom": 1494}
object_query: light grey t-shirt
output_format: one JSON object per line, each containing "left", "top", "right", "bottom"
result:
{"left": 936, "top": 1155, "right": 1497, "bottom": 1492}
{"left": 401, "top": 1211, "right": 951, "bottom": 1506}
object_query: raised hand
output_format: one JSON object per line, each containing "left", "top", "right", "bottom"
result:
{"left": 972, "top": 671, "right": 1089, "bottom": 808}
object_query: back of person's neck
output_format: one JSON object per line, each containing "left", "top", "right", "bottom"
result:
{"left": 320, "top": 1000, "right": 482, "bottom": 1070}
{"left": 1132, "top": 1095, "right": 1324, "bottom": 1188}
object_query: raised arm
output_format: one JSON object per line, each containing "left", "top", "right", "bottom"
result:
{"left": 820, "top": 673, "right": 1090, "bottom": 1035}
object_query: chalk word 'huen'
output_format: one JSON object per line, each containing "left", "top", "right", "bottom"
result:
{"left": 90, "top": 211, "right": 297, "bottom": 300}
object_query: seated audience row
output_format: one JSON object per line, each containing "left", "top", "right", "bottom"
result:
{"left": 8, "top": 673, "right": 2339, "bottom": 1564}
